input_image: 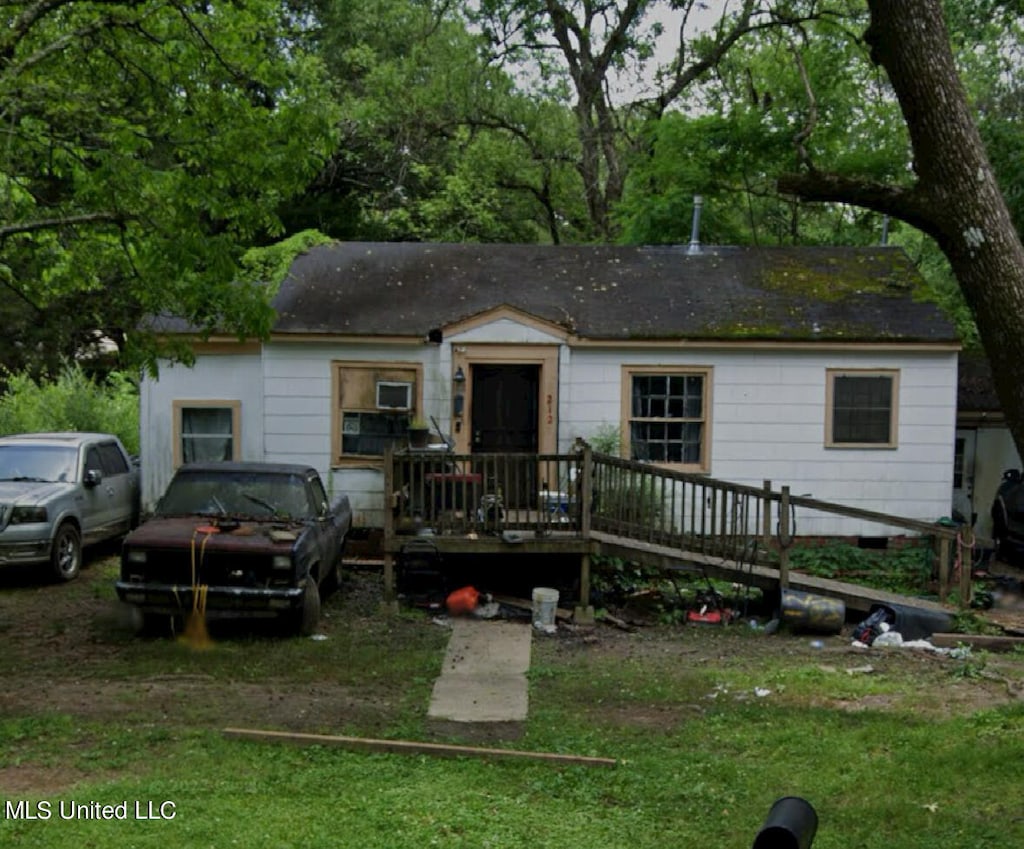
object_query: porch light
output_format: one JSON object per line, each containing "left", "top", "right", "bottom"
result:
{"left": 453, "top": 366, "right": 466, "bottom": 384}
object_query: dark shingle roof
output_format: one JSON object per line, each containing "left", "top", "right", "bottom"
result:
{"left": 270, "top": 242, "right": 956, "bottom": 343}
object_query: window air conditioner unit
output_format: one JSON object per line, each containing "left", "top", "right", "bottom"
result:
{"left": 376, "top": 381, "right": 412, "bottom": 410}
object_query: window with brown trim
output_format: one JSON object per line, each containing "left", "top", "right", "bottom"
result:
{"left": 173, "top": 400, "right": 241, "bottom": 466}
{"left": 333, "top": 362, "right": 421, "bottom": 461}
{"left": 826, "top": 369, "right": 899, "bottom": 448}
{"left": 624, "top": 367, "right": 711, "bottom": 471}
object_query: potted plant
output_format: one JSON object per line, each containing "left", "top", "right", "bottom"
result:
{"left": 407, "top": 417, "right": 431, "bottom": 448}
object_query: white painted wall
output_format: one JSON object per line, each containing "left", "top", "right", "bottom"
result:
{"left": 140, "top": 332, "right": 958, "bottom": 537}
{"left": 561, "top": 347, "right": 959, "bottom": 536}
{"left": 139, "top": 353, "right": 264, "bottom": 509}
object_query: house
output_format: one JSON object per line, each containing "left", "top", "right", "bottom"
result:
{"left": 954, "top": 350, "right": 1022, "bottom": 540}
{"left": 140, "top": 242, "right": 960, "bottom": 539}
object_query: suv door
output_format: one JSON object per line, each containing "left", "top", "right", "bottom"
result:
{"left": 79, "top": 445, "right": 108, "bottom": 543}
{"left": 96, "top": 441, "right": 134, "bottom": 535}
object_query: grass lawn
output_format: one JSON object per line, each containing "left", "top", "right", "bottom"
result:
{"left": 2, "top": 557, "right": 1024, "bottom": 848}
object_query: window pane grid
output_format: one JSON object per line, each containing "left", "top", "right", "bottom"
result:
{"left": 629, "top": 372, "right": 706, "bottom": 466}
{"left": 831, "top": 374, "right": 894, "bottom": 445}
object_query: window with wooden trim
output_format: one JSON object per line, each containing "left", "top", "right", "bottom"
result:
{"left": 333, "top": 362, "right": 421, "bottom": 461}
{"left": 624, "top": 367, "right": 711, "bottom": 471}
{"left": 826, "top": 369, "right": 899, "bottom": 447}
{"left": 173, "top": 401, "right": 241, "bottom": 466}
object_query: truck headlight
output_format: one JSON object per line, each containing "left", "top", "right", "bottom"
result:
{"left": 10, "top": 506, "right": 47, "bottom": 524}
{"left": 272, "top": 555, "right": 292, "bottom": 570}
{"left": 126, "top": 550, "right": 148, "bottom": 564}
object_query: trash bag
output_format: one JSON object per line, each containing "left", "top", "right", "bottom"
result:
{"left": 851, "top": 606, "right": 893, "bottom": 645}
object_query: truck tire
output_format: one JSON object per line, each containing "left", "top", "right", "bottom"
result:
{"left": 294, "top": 578, "right": 321, "bottom": 637}
{"left": 50, "top": 522, "right": 82, "bottom": 582}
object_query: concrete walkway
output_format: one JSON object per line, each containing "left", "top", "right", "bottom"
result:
{"left": 428, "top": 619, "right": 532, "bottom": 723}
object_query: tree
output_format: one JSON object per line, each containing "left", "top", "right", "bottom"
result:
{"left": 472, "top": 0, "right": 826, "bottom": 241}
{"left": 281, "top": 0, "right": 587, "bottom": 244}
{"left": 777, "top": 0, "right": 1024, "bottom": 456}
{"left": 616, "top": 1, "right": 909, "bottom": 247}
{"left": 1, "top": 0, "right": 337, "bottom": 375}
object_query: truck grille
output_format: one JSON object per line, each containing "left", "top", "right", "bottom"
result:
{"left": 131, "top": 550, "right": 277, "bottom": 588}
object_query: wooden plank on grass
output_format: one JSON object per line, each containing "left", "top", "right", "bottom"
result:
{"left": 930, "top": 633, "right": 1024, "bottom": 652}
{"left": 223, "top": 727, "right": 617, "bottom": 767}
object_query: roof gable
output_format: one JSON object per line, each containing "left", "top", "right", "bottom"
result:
{"left": 442, "top": 305, "right": 570, "bottom": 342}
{"left": 270, "top": 242, "right": 958, "bottom": 344}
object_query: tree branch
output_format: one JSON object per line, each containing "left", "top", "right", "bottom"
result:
{"left": 0, "top": 211, "right": 128, "bottom": 240}
{"left": 775, "top": 171, "right": 936, "bottom": 237}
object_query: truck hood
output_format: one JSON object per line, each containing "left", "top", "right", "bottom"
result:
{"left": 124, "top": 516, "right": 307, "bottom": 553}
{"left": 0, "top": 480, "right": 71, "bottom": 505}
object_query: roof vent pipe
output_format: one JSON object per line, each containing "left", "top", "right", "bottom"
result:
{"left": 880, "top": 214, "right": 890, "bottom": 245}
{"left": 688, "top": 195, "right": 703, "bottom": 255}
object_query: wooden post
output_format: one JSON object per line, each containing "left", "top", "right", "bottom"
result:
{"left": 761, "top": 480, "right": 772, "bottom": 549}
{"left": 580, "top": 443, "right": 592, "bottom": 539}
{"left": 778, "top": 485, "right": 791, "bottom": 590}
{"left": 575, "top": 443, "right": 595, "bottom": 624}
{"left": 381, "top": 444, "right": 398, "bottom": 615}
{"left": 937, "top": 535, "right": 951, "bottom": 604}
{"left": 958, "top": 533, "right": 972, "bottom": 607}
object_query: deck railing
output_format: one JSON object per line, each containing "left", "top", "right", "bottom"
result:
{"left": 385, "top": 443, "right": 967, "bottom": 603}
{"left": 387, "top": 448, "right": 585, "bottom": 537}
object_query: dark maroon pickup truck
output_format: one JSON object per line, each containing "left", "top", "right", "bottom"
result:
{"left": 116, "top": 462, "right": 351, "bottom": 636}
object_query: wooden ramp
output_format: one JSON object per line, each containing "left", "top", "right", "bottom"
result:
{"left": 384, "top": 445, "right": 967, "bottom": 617}
{"left": 590, "top": 530, "right": 953, "bottom": 617}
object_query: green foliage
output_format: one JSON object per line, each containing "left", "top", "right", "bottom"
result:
{"left": 1, "top": 0, "right": 339, "bottom": 376}
{"left": 240, "top": 230, "right": 336, "bottom": 291}
{"left": 587, "top": 423, "right": 622, "bottom": 455}
{"left": 0, "top": 365, "right": 139, "bottom": 454}
{"left": 788, "top": 540, "right": 934, "bottom": 595}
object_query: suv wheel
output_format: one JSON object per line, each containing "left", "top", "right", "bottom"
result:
{"left": 50, "top": 522, "right": 82, "bottom": 582}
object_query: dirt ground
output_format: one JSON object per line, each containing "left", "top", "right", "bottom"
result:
{"left": 3, "top": 549, "right": 1024, "bottom": 795}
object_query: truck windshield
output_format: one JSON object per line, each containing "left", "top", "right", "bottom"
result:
{"left": 157, "top": 471, "right": 313, "bottom": 520}
{"left": 0, "top": 445, "right": 77, "bottom": 483}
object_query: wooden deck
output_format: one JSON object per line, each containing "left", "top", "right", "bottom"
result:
{"left": 382, "top": 444, "right": 967, "bottom": 621}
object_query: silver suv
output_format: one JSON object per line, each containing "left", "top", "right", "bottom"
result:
{"left": 0, "top": 433, "right": 140, "bottom": 581}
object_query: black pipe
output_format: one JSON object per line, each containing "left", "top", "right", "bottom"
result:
{"left": 752, "top": 797, "right": 818, "bottom": 849}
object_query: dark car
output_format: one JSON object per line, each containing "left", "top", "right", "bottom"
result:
{"left": 992, "top": 468, "right": 1024, "bottom": 562}
{"left": 116, "top": 462, "right": 351, "bottom": 635}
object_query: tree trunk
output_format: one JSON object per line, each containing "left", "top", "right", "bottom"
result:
{"left": 779, "top": 0, "right": 1024, "bottom": 460}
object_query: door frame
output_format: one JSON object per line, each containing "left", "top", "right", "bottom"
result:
{"left": 451, "top": 344, "right": 558, "bottom": 456}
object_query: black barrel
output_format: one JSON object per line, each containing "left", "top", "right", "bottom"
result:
{"left": 752, "top": 797, "right": 818, "bottom": 849}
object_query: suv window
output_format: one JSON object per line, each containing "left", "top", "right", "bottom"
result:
{"left": 85, "top": 447, "right": 103, "bottom": 478}
{"left": 98, "top": 442, "right": 129, "bottom": 475}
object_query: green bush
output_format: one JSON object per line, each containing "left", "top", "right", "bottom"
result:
{"left": 788, "top": 540, "right": 934, "bottom": 594}
{"left": 0, "top": 365, "right": 139, "bottom": 454}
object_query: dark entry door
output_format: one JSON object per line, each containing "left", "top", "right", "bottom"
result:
{"left": 471, "top": 364, "right": 539, "bottom": 507}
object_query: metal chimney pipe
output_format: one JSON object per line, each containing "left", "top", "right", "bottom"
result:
{"left": 880, "top": 214, "right": 890, "bottom": 245}
{"left": 688, "top": 195, "right": 703, "bottom": 254}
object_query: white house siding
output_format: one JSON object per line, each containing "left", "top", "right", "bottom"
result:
{"left": 141, "top": 335, "right": 957, "bottom": 537}
{"left": 139, "top": 353, "right": 264, "bottom": 510}
{"left": 561, "top": 347, "right": 958, "bottom": 537}
{"left": 261, "top": 341, "right": 446, "bottom": 527}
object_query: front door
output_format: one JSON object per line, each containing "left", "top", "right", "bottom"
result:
{"left": 471, "top": 364, "right": 539, "bottom": 507}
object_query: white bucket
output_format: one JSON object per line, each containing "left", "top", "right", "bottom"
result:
{"left": 532, "top": 587, "right": 560, "bottom": 631}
